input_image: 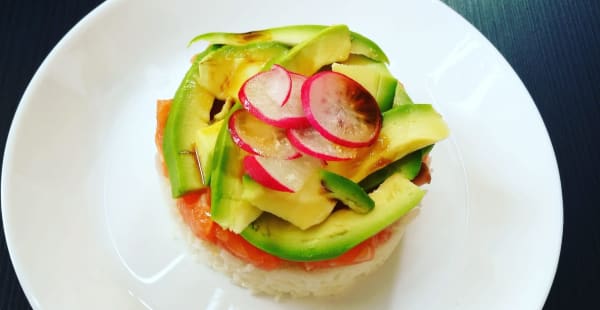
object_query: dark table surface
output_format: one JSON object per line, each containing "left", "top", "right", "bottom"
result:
{"left": 1, "top": 0, "right": 599, "bottom": 309}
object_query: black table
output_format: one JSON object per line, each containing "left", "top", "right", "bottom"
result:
{"left": 1, "top": 1, "right": 598, "bottom": 309}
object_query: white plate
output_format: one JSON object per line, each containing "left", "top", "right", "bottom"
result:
{"left": 1, "top": 0, "right": 562, "bottom": 309}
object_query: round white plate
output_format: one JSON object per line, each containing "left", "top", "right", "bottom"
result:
{"left": 1, "top": 0, "right": 562, "bottom": 309}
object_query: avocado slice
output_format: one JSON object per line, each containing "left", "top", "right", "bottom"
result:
{"left": 241, "top": 174, "right": 424, "bottom": 261}
{"left": 358, "top": 148, "right": 425, "bottom": 192}
{"left": 332, "top": 55, "right": 397, "bottom": 112}
{"left": 273, "top": 25, "right": 351, "bottom": 76}
{"left": 241, "top": 174, "right": 336, "bottom": 230}
{"left": 392, "top": 81, "right": 414, "bottom": 107}
{"left": 194, "top": 120, "right": 223, "bottom": 185}
{"left": 320, "top": 170, "right": 374, "bottom": 214}
{"left": 164, "top": 42, "right": 288, "bottom": 198}
{"left": 189, "top": 24, "right": 389, "bottom": 63}
{"left": 209, "top": 105, "right": 263, "bottom": 233}
{"left": 421, "top": 144, "right": 434, "bottom": 157}
{"left": 326, "top": 104, "right": 449, "bottom": 182}
{"left": 162, "top": 45, "right": 220, "bottom": 197}
{"left": 197, "top": 42, "right": 289, "bottom": 100}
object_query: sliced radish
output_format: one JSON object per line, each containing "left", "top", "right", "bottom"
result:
{"left": 287, "top": 127, "right": 358, "bottom": 161}
{"left": 239, "top": 65, "right": 309, "bottom": 128}
{"left": 280, "top": 72, "right": 306, "bottom": 108}
{"left": 228, "top": 109, "right": 300, "bottom": 159}
{"left": 301, "top": 71, "right": 382, "bottom": 147}
{"left": 243, "top": 155, "right": 322, "bottom": 192}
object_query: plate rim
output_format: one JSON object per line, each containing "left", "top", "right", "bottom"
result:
{"left": 1, "top": 0, "right": 563, "bottom": 308}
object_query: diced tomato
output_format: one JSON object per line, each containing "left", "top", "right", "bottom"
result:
{"left": 301, "top": 227, "right": 393, "bottom": 271}
{"left": 155, "top": 99, "right": 172, "bottom": 177}
{"left": 214, "top": 227, "right": 283, "bottom": 270}
{"left": 371, "top": 226, "right": 393, "bottom": 246}
{"left": 422, "top": 154, "right": 431, "bottom": 165}
{"left": 176, "top": 189, "right": 283, "bottom": 270}
{"left": 177, "top": 189, "right": 218, "bottom": 243}
{"left": 412, "top": 162, "right": 431, "bottom": 186}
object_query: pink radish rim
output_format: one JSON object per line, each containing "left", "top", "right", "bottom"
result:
{"left": 228, "top": 110, "right": 261, "bottom": 156}
{"left": 281, "top": 71, "right": 306, "bottom": 107}
{"left": 301, "top": 71, "right": 382, "bottom": 147}
{"left": 243, "top": 155, "right": 293, "bottom": 192}
{"left": 238, "top": 66, "right": 309, "bottom": 129}
{"left": 228, "top": 109, "right": 301, "bottom": 159}
{"left": 286, "top": 128, "right": 356, "bottom": 161}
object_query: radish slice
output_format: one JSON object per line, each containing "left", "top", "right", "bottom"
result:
{"left": 287, "top": 127, "right": 358, "bottom": 161}
{"left": 239, "top": 66, "right": 309, "bottom": 128}
{"left": 241, "top": 64, "right": 291, "bottom": 108}
{"left": 301, "top": 71, "right": 382, "bottom": 147}
{"left": 243, "top": 155, "right": 322, "bottom": 192}
{"left": 280, "top": 72, "right": 305, "bottom": 108}
{"left": 228, "top": 109, "right": 300, "bottom": 159}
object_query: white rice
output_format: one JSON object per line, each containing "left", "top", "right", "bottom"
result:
{"left": 157, "top": 157, "right": 418, "bottom": 298}
{"left": 170, "top": 195, "right": 418, "bottom": 298}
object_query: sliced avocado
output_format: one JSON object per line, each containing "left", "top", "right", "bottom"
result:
{"left": 197, "top": 42, "right": 288, "bottom": 100}
{"left": 348, "top": 31, "right": 390, "bottom": 64}
{"left": 326, "top": 104, "right": 449, "bottom": 182}
{"left": 332, "top": 55, "right": 397, "bottom": 112}
{"left": 190, "top": 25, "right": 324, "bottom": 46}
{"left": 209, "top": 105, "right": 262, "bottom": 233}
{"left": 392, "top": 81, "right": 414, "bottom": 107}
{"left": 194, "top": 120, "right": 223, "bottom": 185}
{"left": 241, "top": 174, "right": 424, "bottom": 261}
{"left": 189, "top": 24, "right": 389, "bottom": 63}
{"left": 212, "top": 97, "right": 235, "bottom": 121}
{"left": 421, "top": 144, "right": 434, "bottom": 157}
{"left": 273, "top": 25, "right": 351, "bottom": 76}
{"left": 358, "top": 148, "right": 424, "bottom": 192}
{"left": 320, "top": 170, "right": 374, "bottom": 214}
{"left": 241, "top": 174, "right": 336, "bottom": 230}
{"left": 162, "top": 45, "right": 220, "bottom": 197}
